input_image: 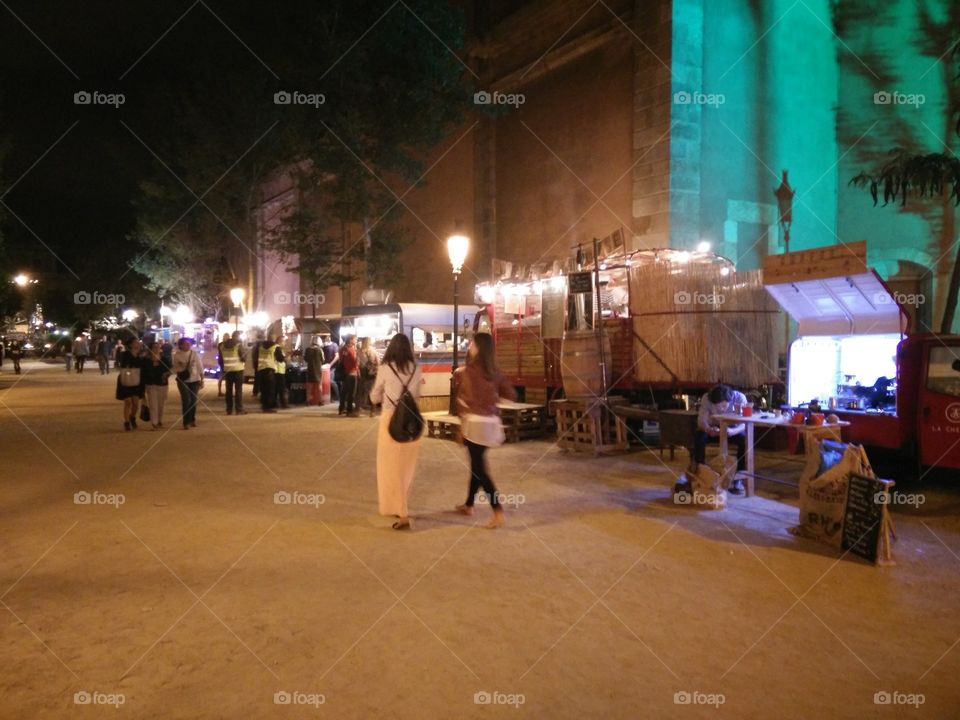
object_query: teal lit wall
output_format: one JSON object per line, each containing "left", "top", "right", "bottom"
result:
{"left": 834, "top": 0, "right": 956, "bottom": 333}
{"left": 671, "top": 0, "right": 840, "bottom": 269}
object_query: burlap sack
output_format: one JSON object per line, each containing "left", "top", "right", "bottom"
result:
{"left": 795, "top": 440, "right": 872, "bottom": 548}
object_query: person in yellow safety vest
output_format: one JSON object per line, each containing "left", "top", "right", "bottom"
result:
{"left": 254, "top": 336, "right": 280, "bottom": 413}
{"left": 274, "top": 341, "right": 290, "bottom": 409}
{"left": 218, "top": 330, "right": 248, "bottom": 415}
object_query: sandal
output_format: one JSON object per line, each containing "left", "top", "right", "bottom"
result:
{"left": 392, "top": 520, "right": 411, "bottom": 530}
{"left": 454, "top": 504, "right": 474, "bottom": 516}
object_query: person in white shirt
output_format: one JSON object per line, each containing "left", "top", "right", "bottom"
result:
{"left": 172, "top": 338, "right": 205, "bottom": 429}
{"left": 369, "top": 334, "right": 424, "bottom": 530}
{"left": 694, "top": 384, "right": 747, "bottom": 493}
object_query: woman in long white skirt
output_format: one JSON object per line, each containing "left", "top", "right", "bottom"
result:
{"left": 369, "top": 334, "right": 424, "bottom": 530}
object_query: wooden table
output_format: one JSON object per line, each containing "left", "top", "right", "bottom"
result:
{"left": 714, "top": 413, "right": 850, "bottom": 497}
{"left": 496, "top": 401, "right": 548, "bottom": 442}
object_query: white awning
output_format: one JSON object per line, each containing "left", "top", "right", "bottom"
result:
{"left": 765, "top": 271, "right": 908, "bottom": 336}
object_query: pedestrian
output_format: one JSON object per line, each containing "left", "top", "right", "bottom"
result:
{"left": 115, "top": 337, "right": 146, "bottom": 431}
{"left": 72, "top": 335, "right": 89, "bottom": 373}
{"left": 9, "top": 339, "right": 23, "bottom": 375}
{"left": 357, "top": 336, "right": 379, "bottom": 415}
{"left": 274, "top": 338, "right": 289, "bottom": 409}
{"left": 0, "top": 338, "right": 5, "bottom": 372}
{"left": 322, "top": 334, "right": 340, "bottom": 403}
{"left": 338, "top": 335, "right": 360, "bottom": 417}
{"left": 113, "top": 339, "right": 124, "bottom": 369}
{"left": 453, "top": 333, "right": 516, "bottom": 529}
{"left": 369, "top": 333, "right": 424, "bottom": 530}
{"left": 142, "top": 341, "right": 171, "bottom": 429}
{"left": 216, "top": 333, "right": 230, "bottom": 397}
{"left": 97, "top": 336, "right": 111, "bottom": 374}
{"left": 304, "top": 337, "right": 324, "bottom": 406}
{"left": 64, "top": 341, "right": 72, "bottom": 372}
{"left": 253, "top": 335, "right": 280, "bottom": 413}
{"left": 218, "top": 330, "right": 247, "bottom": 415}
{"left": 172, "top": 338, "right": 204, "bottom": 429}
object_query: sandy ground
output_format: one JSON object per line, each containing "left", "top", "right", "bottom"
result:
{"left": 1, "top": 360, "right": 959, "bottom": 719}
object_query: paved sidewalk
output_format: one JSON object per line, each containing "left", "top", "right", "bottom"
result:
{"left": 1, "top": 362, "right": 958, "bottom": 718}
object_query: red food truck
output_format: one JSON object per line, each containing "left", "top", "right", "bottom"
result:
{"left": 763, "top": 242, "right": 960, "bottom": 473}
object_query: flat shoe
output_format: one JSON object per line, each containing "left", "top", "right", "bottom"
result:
{"left": 454, "top": 504, "right": 473, "bottom": 516}
{"left": 392, "top": 520, "right": 411, "bottom": 530}
{"left": 485, "top": 513, "right": 505, "bottom": 529}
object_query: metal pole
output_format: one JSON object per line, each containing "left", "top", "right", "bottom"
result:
{"left": 593, "top": 238, "right": 607, "bottom": 398}
{"left": 449, "top": 272, "right": 460, "bottom": 415}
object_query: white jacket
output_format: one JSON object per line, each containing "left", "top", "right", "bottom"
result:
{"left": 370, "top": 362, "right": 423, "bottom": 411}
{"left": 172, "top": 348, "right": 204, "bottom": 383}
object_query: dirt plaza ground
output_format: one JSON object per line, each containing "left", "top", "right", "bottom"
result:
{"left": 1, "top": 361, "right": 959, "bottom": 719}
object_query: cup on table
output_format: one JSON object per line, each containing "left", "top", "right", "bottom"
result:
{"left": 742, "top": 403, "right": 753, "bottom": 417}
{"left": 773, "top": 409, "right": 782, "bottom": 418}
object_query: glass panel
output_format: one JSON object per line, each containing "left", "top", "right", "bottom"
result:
{"left": 927, "top": 346, "right": 960, "bottom": 398}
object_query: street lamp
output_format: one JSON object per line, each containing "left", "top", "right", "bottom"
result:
{"left": 447, "top": 232, "right": 469, "bottom": 415}
{"left": 122, "top": 309, "right": 138, "bottom": 323}
{"left": 774, "top": 170, "right": 794, "bottom": 254}
{"left": 13, "top": 273, "right": 31, "bottom": 287}
{"left": 229, "top": 287, "right": 245, "bottom": 331}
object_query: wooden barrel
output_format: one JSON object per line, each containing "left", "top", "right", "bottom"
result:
{"left": 561, "top": 329, "right": 611, "bottom": 399}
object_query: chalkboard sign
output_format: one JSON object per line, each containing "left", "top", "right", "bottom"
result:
{"left": 842, "top": 474, "right": 890, "bottom": 563}
{"left": 568, "top": 271, "right": 593, "bottom": 294}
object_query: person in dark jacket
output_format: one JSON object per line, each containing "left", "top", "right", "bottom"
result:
{"left": 142, "top": 341, "right": 171, "bottom": 429}
{"left": 8, "top": 339, "right": 23, "bottom": 375}
{"left": 115, "top": 337, "right": 146, "bottom": 431}
{"left": 253, "top": 336, "right": 281, "bottom": 413}
{"left": 304, "top": 337, "right": 324, "bottom": 406}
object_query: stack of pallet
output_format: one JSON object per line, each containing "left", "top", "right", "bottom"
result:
{"left": 602, "top": 318, "right": 634, "bottom": 387}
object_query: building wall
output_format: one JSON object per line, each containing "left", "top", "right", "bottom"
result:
{"left": 834, "top": 0, "right": 957, "bottom": 333}
{"left": 494, "top": 40, "right": 634, "bottom": 266}
{"left": 692, "top": 0, "right": 839, "bottom": 268}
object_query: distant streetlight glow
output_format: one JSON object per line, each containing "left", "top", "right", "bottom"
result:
{"left": 447, "top": 234, "right": 469, "bottom": 275}
{"left": 122, "top": 309, "right": 138, "bottom": 322}
{"left": 13, "top": 273, "right": 31, "bottom": 287}
{"left": 229, "top": 287, "right": 245, "bottom": 306}
{"left": 696, "top": 241, "right": 711, "bottom": 253}
{"left": 172, "top": 305, "right": 194, "bottom": 326}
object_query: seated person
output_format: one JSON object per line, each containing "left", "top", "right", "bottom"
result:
{"left": 693, "top": 383, "right": 747, "bottom": 494}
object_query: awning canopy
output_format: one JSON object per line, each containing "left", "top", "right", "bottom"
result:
{"left": 765, "top": 271, "right": 908, "bottom": 336}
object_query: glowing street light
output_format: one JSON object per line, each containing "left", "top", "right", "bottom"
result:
{"left": 172, "top": 305, "right": 194, "bottom": 326}
{"left": 122, "top": 309, "right": 138, "bottom": 323}
{"left": 447, "top": 231, "right": 470, "bottom": 414}
{"left": 229, "top": 287, "right": 245, "bottom": 331}
{"left": 13, "top": 273, "right": 33, "bottom": 287}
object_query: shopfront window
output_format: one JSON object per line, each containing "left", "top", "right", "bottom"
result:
{"left": 927, "top": 346, "right": 960, "bottom": 398}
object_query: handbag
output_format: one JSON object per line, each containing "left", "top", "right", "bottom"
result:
{"left": 176, "top": 350, "right": 194, "bottom": 382}
{"left": 387, "top": 364, "right": 423, "bottom": 443}
{"left": 140, "top": 404, "right": 151, "bottom": 422}
{"left": 461, "top": 413, "right": 506, "bottom": 447}
{"left": 119, "top": 367, "right": 141, "bottom": 387}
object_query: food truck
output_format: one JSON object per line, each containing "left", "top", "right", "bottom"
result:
{"left": 763, "top": 242, "right": 960, "bottom": 472}
{"left": 474, "top": 246, "right": 781, "bottom": 404}
{"left": 338, "top": 303, "right": 476, "bottom": 411}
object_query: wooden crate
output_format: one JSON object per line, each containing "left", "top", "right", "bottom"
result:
{"left": 498, "top": 402, "right": 548, "bottom": 442}
{"left": 551, "top": 399, "right": 628, "bottom": 454}
{"left": 423, "top": 412, "right": 461, "bottom": 442}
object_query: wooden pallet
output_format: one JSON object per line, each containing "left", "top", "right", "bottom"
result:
{"left": 497, "top": 401, "right": 548, "bottom": 442}
{"left": 423, "top": 412, "right": 461, "bottom": 442}
{"left": 551, "top": 399, "right": 628, "bottom": 454}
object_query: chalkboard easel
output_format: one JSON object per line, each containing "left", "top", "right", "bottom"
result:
{"left": 842, "top": 474, "right": 896, "bottom": 565}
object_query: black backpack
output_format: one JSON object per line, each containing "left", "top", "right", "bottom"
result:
{"left": 387, "top": 364, "right": 423, "bottom": 442}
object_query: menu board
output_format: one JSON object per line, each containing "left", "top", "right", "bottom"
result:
{"left": 841, "top": 474, "right": 889, "bottom": 563}
{"left": 568, "top": 271, "right": 593, "bottom": 294}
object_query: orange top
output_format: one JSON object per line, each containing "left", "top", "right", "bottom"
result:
{"left": 454, "top": 364, "right": 516, "bottom": 417}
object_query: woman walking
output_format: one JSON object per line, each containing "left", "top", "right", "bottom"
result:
{"left": 143, "top": 341, "right": 171, "bottom": 429}
{"left": 172, "top": 338, "right": 204, "bottom": 429}
{"left": 115, "top": 337, "right": 146, "bottom": 431}
{"left": 369, "top": 334, "right": 423, "bottom": 530}
{"left": 454, "top": 333, "right": 516, "bottom": 529}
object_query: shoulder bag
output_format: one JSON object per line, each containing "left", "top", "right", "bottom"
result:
{"left": 177, "top": 350, "right": 194, "bottom": 383}
{"left": 387, "top": 364, "right": 424, "bottom": 443}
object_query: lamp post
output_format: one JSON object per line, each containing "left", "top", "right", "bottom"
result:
{"left": 774, "top": 169, "right": 795, "bottom": 354}
{"left": 447, "top": 232, "right": 469, "bottom": 415}
{"left": 230, "top": 287, "right": 245, "bottom": 331}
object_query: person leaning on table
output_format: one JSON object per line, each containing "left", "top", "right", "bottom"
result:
{"left": 693, "top": 383, "right": 747, "bottom": 494}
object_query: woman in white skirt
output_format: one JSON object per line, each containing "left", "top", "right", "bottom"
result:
{"left": 369, "top": 334, "right": 424, "bottom": 530}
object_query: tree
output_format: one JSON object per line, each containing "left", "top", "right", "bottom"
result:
{"left": 129, "top": 0, "right": 468, "bottom": 309}
{"left": 849, "top": 8, "right": 960, "bottom": 332}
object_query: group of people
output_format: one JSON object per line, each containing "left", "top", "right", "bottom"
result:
{"left": 302, "top": 333, "right": 380, "bottom": 416}
{"left": 114, "top": 336, "right": 205, "bottom": 431}
{"left": 373, "top": 332, "right": 515, "bottom": 530}
{"left": 62, "top": 335, "right": 118, "bottom": 374}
